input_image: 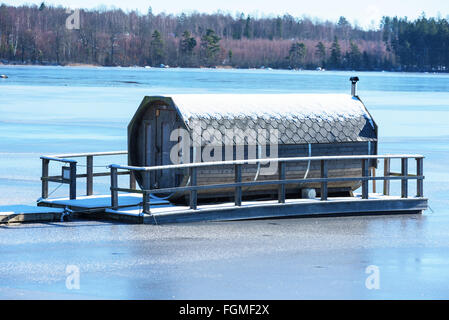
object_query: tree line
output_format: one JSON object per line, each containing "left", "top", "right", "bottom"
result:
{"left": 0, "top": 3, "right": 448, "bottom": 72}
{"left": 381, "top": 15, "right": 449, "bottom": 71}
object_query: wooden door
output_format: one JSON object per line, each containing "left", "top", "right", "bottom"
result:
{"left": 156, "top": 109, "right": 177, "bottom": 189}
{"left": 143, "top": 120, "right": 155, "bottom": 189}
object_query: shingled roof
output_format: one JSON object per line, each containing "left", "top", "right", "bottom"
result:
{"left": 167, "top": 94, "right": 377, "bottom": 145}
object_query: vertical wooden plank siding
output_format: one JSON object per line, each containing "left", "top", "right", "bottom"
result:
{"left": 86, "top": 155, "right": 93, "bottom": 196}
{"left": 362, "top": 159, "right": 369, "bottom": 199}
{"left": 320, "top": 160, "right": 328, "bottom": 201}
{"left": 401, "top": 158, "right": 408, "bottom": 198}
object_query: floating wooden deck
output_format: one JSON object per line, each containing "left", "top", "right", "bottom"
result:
{"left": 37, "top": 193, "right": 167, "bottom": 212}
{"left": 33, "top": 151, "right": 429, "bottom": 225}
{"left": 33, "top": 193, "right": 428, "bottom": 225}
{"left": 0, "top": 205, "right": 64, "bottom": 224}
{"left": 37, "top": 194, "right": 169, "bottom": 220}
{"left": 104, "top": 193, "right": 427, "bottom": 225}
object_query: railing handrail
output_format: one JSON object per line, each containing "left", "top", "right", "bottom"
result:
{"left": 40, "top": 151, "right": 133, "bottom": 200}
{"left": 40, "top": 155, "right": 77, "bottom": 164}
{"left": 113, "top": 174, "right": 424, "bottom": 195}
{"left": 109, "top": 153, "right": 425, "bottom": 214}
{"left": 42, "top": 150, "right": 127, "bottom": 159}
{"left": 109, "top": 154, "right": 425, "bottom": 172}
{"left": 39, "top": 151, "right": 425, "bottom": 210}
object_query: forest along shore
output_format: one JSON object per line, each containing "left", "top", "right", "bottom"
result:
{"left": 0, "top": 4, "right": 448, "bottom": 72}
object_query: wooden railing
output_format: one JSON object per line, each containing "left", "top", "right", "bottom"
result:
{"left": 40, "top": 151, "right": 134, "bottom": 200}
{"left": 109, "top": 154, "right": 425, "bottom": 214}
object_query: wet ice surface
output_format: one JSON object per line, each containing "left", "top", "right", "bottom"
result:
{"left": 1, "top": 66, "right": 449, "bottom": 299}
{"left": 0, "top": 214, "right": 448, "bottom": 299}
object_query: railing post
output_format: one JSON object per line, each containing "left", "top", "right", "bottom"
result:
{"left": 142, "top": 191, "right": 150, "bottom": 214}
{"left": 234, "top": 164, "right": 242, "bottom": 206}
{"left": 86, "top": 155, "right": 93, "bottom": 196}
{"left": 142, "top": 171, "right": 151, "bottom": 214}
{"left": 189, "top": 167, "right": 197, "bottom": 210}
{"left": 110, "top": 166, "right": 118, "bottom": 209}
{"left": 401, "top": 158, "right": 408, "bottom": 198}
{"left": 130, "top": 171, "right": 136, "bottom": 190}
{"left": 42, "top": 158, "right": 49, "bottom": 199}
{"left": 320, "top": 160, "right": 328, "bottom": 201}
{"left": 383, "top": 158, "right": 390, "bottom": 196}
{"left": 416, "top": 157, "right": 424, "bottom": 198}
{"left": 278, "top": 161, "right": 286, "bottom": 203}
{"left": 69, "top": 161, "right": 77, "bottom": 200}
{"left": 362, "top": 159, "right": 369, "bottom": 199}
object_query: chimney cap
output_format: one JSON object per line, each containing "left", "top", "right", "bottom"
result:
{"left": 350, "top": 76, "right": 359, "bottom": 83}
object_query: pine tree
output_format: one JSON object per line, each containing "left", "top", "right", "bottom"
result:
{"left": 244, "top": 16, "right": 252, "bottom": 38}
{"left": 287, "top": 42, "right": 306, "bottom": 69}
{"left": 329, "top": 36, "right": 342, "bottom": 69}
{"left": 150, "top": 30, "right": 164, "bottom": 66}
{"left": 200, "top": 29, "right": 221, "bottom": 66}
{"left": 179, "top": 30, "right": 197, "bottom": 66}
{"left": 348, "top": 41, "right": 362, "bottom": 70}
{"left": 315, "top": 42, "right": 326, "bottom": 67}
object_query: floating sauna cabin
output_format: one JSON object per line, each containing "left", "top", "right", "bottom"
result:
{"left": 128, "top": 91, "right": 378, "bottom": 202}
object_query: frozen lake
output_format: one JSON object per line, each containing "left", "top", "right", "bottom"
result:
{"left": 0, "top": 66, "right": 448, "bottom": 299}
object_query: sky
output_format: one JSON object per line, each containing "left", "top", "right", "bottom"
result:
{"left": 3, "top": 0, "right": 449, "bottom": 29}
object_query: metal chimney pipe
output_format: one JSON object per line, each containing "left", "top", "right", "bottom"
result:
{"left": 350, "top": 76, "right": 359, "bottom": 97}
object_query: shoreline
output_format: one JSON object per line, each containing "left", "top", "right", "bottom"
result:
{"left": 1, "top": 62, "right": 448, "bottom": 74}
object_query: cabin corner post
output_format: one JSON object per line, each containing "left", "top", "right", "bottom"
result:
{"left": 278, "top": 161, "right": 286, "bottom": 203}
{"left": 234, "top": 164, "right": 242, "bottom": 206}
{"left": 416, "top": 157, "right": 424, "bottom": 198}
{"left": 320, "top": 160, "right": 328, "bottom": 201}
{"left": 362, "top": 159, "right": 369, "bottom": 199}
{"left": 401, "top": 158, "right": 408, "bottom": 198}
{"left": 69, "top": 162, "right": 77, "bottom": 200}
{"left": 383, "top": 158, "right": 391, "bottom": 196}
{"left": 86, "top": 155, "right": 93, "bottom": 196}
{"left": 189, "top": 167, "right": 198, "bottom": 210}
{"left": 110, "top": 166, "right": 118, "bottom": 209}
{"left": 41, "top": 158, "right": 49, "bottom": 199}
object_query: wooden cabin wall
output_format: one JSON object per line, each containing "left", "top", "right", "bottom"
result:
{"left": 128, "top": 99, "right": 377, "bottom": 202}
{"left": 163, "top": 141, "right": 377, "bottom": 202}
